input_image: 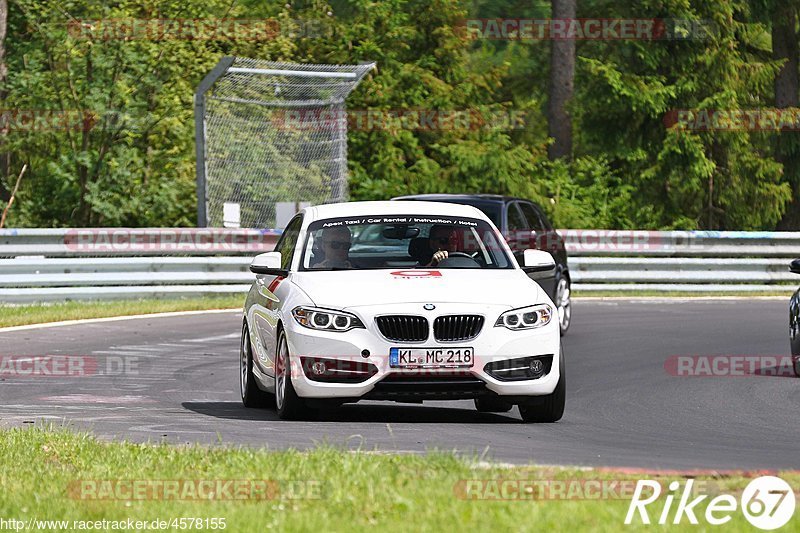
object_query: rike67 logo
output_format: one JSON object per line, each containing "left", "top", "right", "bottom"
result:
{"left": 625, "top": 476, "right": 795, "bottom": 530}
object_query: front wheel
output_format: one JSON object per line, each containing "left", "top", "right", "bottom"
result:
{"left": 518, "top": 352, "right": 565, "bottom": 423}
{"left": 274, "top": 329, "right": 315, "bottom": 420}
{"left": 555, "top": 276, "right": 571, "bottom": 336}
{"left": 794, "top": 356, "right": 800, "bottom": 378}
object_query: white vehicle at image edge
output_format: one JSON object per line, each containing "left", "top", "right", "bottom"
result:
{"left": 239, "top": 201, "right": 565, "bottom": 422}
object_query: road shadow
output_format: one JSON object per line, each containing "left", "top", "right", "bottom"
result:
{"left": 182, "top": 402, "right": 280, "bottom": 421}
{"left": 319, "top": 403, "right": 518, "bottom": 423}
{"left": 182, "top": 401, "right": 520, "bottom": 424}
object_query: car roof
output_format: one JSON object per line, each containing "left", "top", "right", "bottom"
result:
{"left": 392, "top": 193, "right": 523, "bottom": 204}
{"left": 303, "top": 200, "right": 490, "bottom": 222}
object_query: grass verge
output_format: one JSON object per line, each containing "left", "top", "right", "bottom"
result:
{"left": 0, "top": 296, "right": 242, "bottom": 328}
{"left": 0, "top": 427, "right": 795, "bottom": 532}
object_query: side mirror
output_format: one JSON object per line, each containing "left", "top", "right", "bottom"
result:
{"left": 791, "top": 259, "right": 800, "bottom": 275}
{"left": 250, "top": 252, "right": 288, "bottom": 276}
{"left": 522, "top": 249, "right": 556, "bottom": 276}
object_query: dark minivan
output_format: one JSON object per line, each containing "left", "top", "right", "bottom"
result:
{"left": 790, "top": 259, "right": 800, "bottom": 376}
{"left": 393, "top": 194, "right": 571, "bottom": 335}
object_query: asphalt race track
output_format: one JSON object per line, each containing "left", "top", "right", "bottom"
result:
{"left": 1, "top": 299, "right": 797, "bottom": 469}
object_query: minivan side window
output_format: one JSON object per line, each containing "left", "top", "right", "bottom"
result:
{"left": 534, "top": 204, "right": 554, "bottom": 231}
{"left": 507, "top": 203, "right": 527, "bottom": 232}
{"left": 518, "top": 202, "right": 546, "bottom": 233}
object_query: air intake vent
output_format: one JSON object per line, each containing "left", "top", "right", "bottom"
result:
{"left": 433, "top": 315, "right": 484, "bottom": 342}
{"left": 375, "top": 315, "right": 429, "bottom": 342}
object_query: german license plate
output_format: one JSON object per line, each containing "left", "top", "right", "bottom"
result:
{"left": 389, "top": 347, "right": 474, "bottom": 368}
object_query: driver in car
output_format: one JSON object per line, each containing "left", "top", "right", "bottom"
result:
{"left": 313, "top": 226, "right": 353, "bottom": 269}
{"left": 427, "top": 224, "right": 463, "bottom": 266}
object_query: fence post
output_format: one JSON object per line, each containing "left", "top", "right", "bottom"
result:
{"left": 194, "top": 56, "right": 235, "bottom": 228}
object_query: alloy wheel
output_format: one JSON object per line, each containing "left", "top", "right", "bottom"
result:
{"left": 556, "top": 277, "right": 571, "bottom": 332}
{"left": 276, "top": 337, "right": 288, "bottom": 409}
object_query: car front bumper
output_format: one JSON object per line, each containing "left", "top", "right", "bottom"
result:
{"left": 283, "top": 302, "right": 561, "bottom": 400}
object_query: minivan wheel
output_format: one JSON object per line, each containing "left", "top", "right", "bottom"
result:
{"left": 556, "top": 276, "right": 571, "bottom": 336}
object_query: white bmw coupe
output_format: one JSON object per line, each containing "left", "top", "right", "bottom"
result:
{"left": 240, "top": 201, "right": 565, "bottom": 422}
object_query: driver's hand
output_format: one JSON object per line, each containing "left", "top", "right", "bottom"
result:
{"left": 431, "top": 250, "right": 449, "bottom": 265}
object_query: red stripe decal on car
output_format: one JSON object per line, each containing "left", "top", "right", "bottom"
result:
{"left": 267, "top": 276, "right": 284, "bottom": 293}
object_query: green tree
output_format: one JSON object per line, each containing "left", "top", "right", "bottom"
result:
{"left": 570, "top": 0, "right": 790, "bottom": 229}
{"left": 3, "top": 0, "right": 295, "bottom": 226}
{"left": 1, "top": 0, "right": 797, "bottom": 231}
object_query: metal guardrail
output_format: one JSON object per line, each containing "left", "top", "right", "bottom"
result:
{"left": 0, "top": 256, "right": 255, "bottom": 303}
{"left": 556, "top": 230, "right": 800, "bottom": 257}
{"left": 570, "top": 258, "right": 796, "bottom": 283}
{"left": 0, "top": 228, "right": 797, "bottom": 302}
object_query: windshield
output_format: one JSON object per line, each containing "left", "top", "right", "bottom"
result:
{"left": 299, "top": 215, "right": 513, "bottom": 271}
{"left": 398, "top": 197, "right": 503, "bottom": 227}
{"left": 434, "top": 199, "right": 503, "bottom": 227}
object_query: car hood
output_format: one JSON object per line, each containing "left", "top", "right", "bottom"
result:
{"left": 290, "top": 269, "right": 547, "bottom": 310}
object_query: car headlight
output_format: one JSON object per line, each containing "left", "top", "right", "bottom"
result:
{"left": 494, "top": 304, "right": 552, "bottom": 330}
{"left": 292, "top": 307, "right": 365, "bottom": 332}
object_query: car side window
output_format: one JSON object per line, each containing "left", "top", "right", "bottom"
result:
{"left": 519, "top": 203, "right": 546, "bottom": 233}
{"left": 274, "top": 215, "right": 303, "bottom": 270}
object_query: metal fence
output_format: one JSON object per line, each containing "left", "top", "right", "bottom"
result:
{"left": 195, "top": 58, "right": 375, "bottom": 228}
{"left": 0, "top": 228, "right": 798, "bottom": 302}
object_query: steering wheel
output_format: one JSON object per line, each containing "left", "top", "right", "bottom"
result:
{"left": 445, "top": 252, "right": 474, "bottom": 259}
{"left": 436, "top": 252, "right": 480, "bottom": 268}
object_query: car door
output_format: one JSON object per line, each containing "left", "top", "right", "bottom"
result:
{"left": 252, "top": 214, "right": 302, "bottom": 376}
{"left": 514, "top": 202, "right": 557, "bottom": 298}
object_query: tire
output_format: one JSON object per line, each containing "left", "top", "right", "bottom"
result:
{"left": 518, "top": 351, "right": 565, "bottom": 423}
{"left": 793, "top": 356, "right": 800, "bottom": 378}
{"left": 555, "top": 275, "right": 571, "bottom": 336}
{"left": 274, "top": 328, "right": 315, "bottom": 420}
{"left": 240, "top": 323, "right": 275, "bottom": 408}
{"left": 474, "top": 397, "right": 513, "bottom": 413}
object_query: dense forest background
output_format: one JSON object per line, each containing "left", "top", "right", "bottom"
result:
{"left": 0, "top": 0, "right": 799, "bottom": 230}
